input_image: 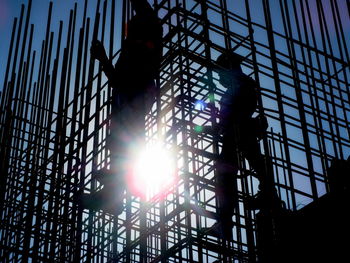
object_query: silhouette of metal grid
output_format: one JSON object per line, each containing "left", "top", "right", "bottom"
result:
{"left": 0, "top": 0, "right": 349, "bottom": 262}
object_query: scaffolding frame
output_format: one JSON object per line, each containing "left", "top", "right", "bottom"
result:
{"left": 0, "top": 0, "right": 349, "bottom": 262}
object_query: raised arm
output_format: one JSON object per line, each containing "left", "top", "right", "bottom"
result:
{"left": 90, "top": 40, "right": 115, "bottom": 83}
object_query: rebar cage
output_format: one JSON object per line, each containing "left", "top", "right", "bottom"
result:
{"left": 0, "top": 0, "right": 349, "bottom": 262}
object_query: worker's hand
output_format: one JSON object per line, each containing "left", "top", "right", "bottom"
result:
{"left": 90, "top": 40, "right": 108, "bottom": 63}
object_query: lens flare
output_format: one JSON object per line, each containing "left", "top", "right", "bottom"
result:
{"left": 195, "top": 100, "right": 206, "bottom": 111}
{"left": 128, "top": 143, "right": 177, "bottom": 200}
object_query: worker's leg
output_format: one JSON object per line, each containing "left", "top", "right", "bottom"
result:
{"left": 238, "top": 118, "right": 266, "bottom": 178}
{"left": 216, "top": 131, "right": 240, "bottom": 240}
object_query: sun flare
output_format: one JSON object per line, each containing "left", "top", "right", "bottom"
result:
{"left": 129, "top": 143, "right": 177, "bottom": 199}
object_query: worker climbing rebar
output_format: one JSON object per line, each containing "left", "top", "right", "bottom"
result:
{"left": 80, "top": 0, "right": 163, "bottom": 215}
{"left": 211, "top": 52, "right": 288, "bottom": 243}
{"left": 213, "top": 51, "right": 268, "bottom": 239}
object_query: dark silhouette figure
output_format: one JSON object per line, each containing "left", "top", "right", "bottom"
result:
{"left": 80, "top": 0, "right": 162, "bottom": 215}
{"left": 214, "top": 51, "right": 267, "bottom": 239}
{"left": 216, "top": 52, "right": 266, "bottom": 176}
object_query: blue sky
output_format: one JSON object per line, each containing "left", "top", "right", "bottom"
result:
{"left": 1, "top": 0, "right": 349, "bottom": 89}
{"left": 0, "top": 0, "right": 81, "bottom": 90}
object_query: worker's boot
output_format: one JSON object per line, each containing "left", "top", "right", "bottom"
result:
{"left": 78, "top": 168, "right": 124, "bottom": 216}
{"left": 94, "top": 167, "right": 115, "bottom": 185}
{"left": 79, "top": 186, "right": 124, "bottom": 216}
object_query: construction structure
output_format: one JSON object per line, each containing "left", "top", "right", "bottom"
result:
{"left": 0, "top": 0, "right": 349, "bottom": 262}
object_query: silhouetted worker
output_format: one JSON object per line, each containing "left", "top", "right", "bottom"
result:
{"left": 216, "top": 52, "right": 267, "bottom": 175}
{"left": 80, "top": 0, "right": 162, "bottom": 215}
{"left": 214, "top": 51, "right": 267, "bottom": 239}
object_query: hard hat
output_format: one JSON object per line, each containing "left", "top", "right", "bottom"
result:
{"left": 216, "top": 52, "right": 245, "bottom": 69}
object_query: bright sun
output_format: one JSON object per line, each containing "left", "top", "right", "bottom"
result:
{"left": 128, "top": 143, "right": 177, "bottom": 200}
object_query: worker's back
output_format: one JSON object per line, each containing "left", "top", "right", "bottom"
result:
{"left": 114, "top": 3, "right": 162, "bottom": 101}
{"left": 219, "top": 72, "right": 257, "bottom": 129}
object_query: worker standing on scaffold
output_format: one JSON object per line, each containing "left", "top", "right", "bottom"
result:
{"left": 214, "top": 51, "right": 267, "bottom": 239}
{"left": 80, "top": 0, "right": 162, "bottom": 215}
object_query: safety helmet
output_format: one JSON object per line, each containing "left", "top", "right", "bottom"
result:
{"left": 216, "top": 52, "right": 244, "bottom": 69}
